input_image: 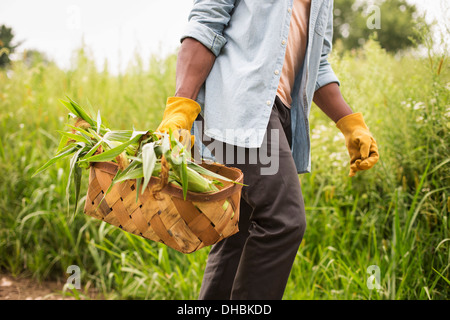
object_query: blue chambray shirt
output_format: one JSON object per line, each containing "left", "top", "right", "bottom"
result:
{"left": 183, "top": 0, "right": 340, "bottom": 174}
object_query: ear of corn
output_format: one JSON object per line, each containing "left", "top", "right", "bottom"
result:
{"left": 33, "top": 98, "right": 243, "bottom": 214}
{"left": 141, "top": 142, "right": 157, "bottom": 194}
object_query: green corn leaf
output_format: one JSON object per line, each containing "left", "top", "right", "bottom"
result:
{"left": 57, "top": 130, "right": 90, "bottom": 144}
{"left": 103, "top": 130, "right": 133, "bottom": 142}
{"left": 59, "top": 99, "right": 79, "bottom": 117}
{"left": 168, "top": 179, "right": 182, "bottom": 187}
{"left": 152, "top": 162, "right": 162, "bottom": 176}
{"left": 73, "top": 162, "right": 82, "bottom": 215}
{"left": 80, "top": 132, "right": 145, "bottom": 163}
{"left": 212, "top": 179, "right": 224, "bottom": 187}
{"left": 169, "top": 128, "right": 178, "bottom": 149}
{"left": 32, "top": 146, "right": 78, "bottom": 177}
{"left": 102, "top": 139, "right": 123, "bottom": 150}
{"left": 98, "top": 161, "right": 144, "bottom": 208}
{"left": 141, "top": 143, "right": 157, "bottom": 194}
{"left": 55, "top": 141, "right": 85, "bottom": 156}
{"left": 180, "top": 153, "right": 188, "bottom": 200}
{"left": 79, "top": 139, "right": 103, "bottom": 162}
{"left": 135, "top": 177, "right": 142, "bottom": 203}
{"left": 111, "top": 159, "right": 141, "bottom": 185}
{"left": 113, "top": 166, "right": 144, "bottom": 183}
{"left": 66, "top": 148, "right": 84, "bottom": 216}
{"left": 84, "top": 98, "right": 98, "bottom": 122}
{"left": 65, "top": 124, "right": 95, "bottom": 138}
{"left": 126, "top": 156, "right": 143, "bottom": 163}
{"left": 67, "top": 97, "right": 95, "bottom": 126}
{"left": 160, "top": 134, "right": 171, "bottom": 155}
{"left": 139, "top": 132, "right": 156, "bottom": 146}
{"left": 56, "top": 135, "right": 69, "bottom": 153}
{"left": 130, "top": 129, "right": 149, "bottom": 140}
{"left": 96, "top": 110, "right": 102, "bottom": 135}
{"left": 55, "top": 143, "right": 75, "bottom": 155}
{"left": 87, "top": 128, "right": 103, "bottom": 143}
{"left": 80, "top": 144, "right": 127, "bottom": 163}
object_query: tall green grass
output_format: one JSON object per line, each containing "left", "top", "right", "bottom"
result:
{"left": 0, "top": 39, "right": 448, "bottom": 299}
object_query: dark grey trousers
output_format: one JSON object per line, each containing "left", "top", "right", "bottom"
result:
{"left": 197, "top": 96, "right": 306, "bottom": 300}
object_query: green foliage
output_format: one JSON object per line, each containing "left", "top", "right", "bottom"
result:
{"left": 333, "top": 0, "right": 427, "bottom": 52}
{"left": 0, "top": 25, "right": 21, "bottom": 68}
{"left": 288, "top": 38, "right": 449, "bottom": 299}
{"left": 0, "top": 36, "right": 448, "bottom": 299}
{"left": 22, "top": 49, "right": 52, "bottom": 68}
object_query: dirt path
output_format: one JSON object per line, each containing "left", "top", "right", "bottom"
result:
{"left": 0, "top": 273, "right": 97, "bottom": 300}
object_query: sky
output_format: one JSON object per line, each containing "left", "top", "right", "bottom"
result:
{"left": 0, "top": 0, "right": 448, "bottom": 74}
{"left": 0, "top": 0, "right": 193, "bottom": 73}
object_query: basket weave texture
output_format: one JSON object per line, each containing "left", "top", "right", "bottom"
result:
{"left": 83, "top": 161, "right": 244, "bottom": 254}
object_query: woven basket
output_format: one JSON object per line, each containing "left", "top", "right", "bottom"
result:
{"left": 83, "top": 161, "right": 244, "bottom": 254}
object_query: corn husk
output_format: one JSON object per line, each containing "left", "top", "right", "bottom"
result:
{"left": 33, "top": 97, "right": 243, "bottom": 215}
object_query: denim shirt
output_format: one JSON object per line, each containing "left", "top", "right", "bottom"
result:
{"left": 182, "top": 0, "right": 340, "bottom": 174}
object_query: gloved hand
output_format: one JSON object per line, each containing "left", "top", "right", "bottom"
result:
{"left": 336, "top": 112, "right": 379, "bottom": 177}
{"left": 156, "top": 96, "right": 201, "bottom": 148}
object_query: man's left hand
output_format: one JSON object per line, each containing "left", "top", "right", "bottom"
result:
{"left": 336, "top": 112, "right": 379, "bottom": 177}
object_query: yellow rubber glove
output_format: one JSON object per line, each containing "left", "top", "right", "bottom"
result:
{"left": 156, "top": 96, "right": 201, "bottom": 148}
{"left": 336, "top": 112, "right": 379, "bottom": 177}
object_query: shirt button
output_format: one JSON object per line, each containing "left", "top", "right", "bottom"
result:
{"left": 266, "top": 100, "right": 272, "bottom": 106}
{"left": 274, "top": 70, "right": 280, "bottom": 75}
{"left": 281, "top": 40, "right": 286, "bottom": 45}
{"left": 288, "top": 8, "right": 292, "bottom": 13}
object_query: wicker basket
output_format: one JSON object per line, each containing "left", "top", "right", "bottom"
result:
{"left": 83, "top": 161, "right": 244, "bottom": 254}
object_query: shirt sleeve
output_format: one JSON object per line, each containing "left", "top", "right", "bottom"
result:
{"left": 315, "top": 1, "right": 340, "bottom": 91}
{"left": 180, "top": 0, "right": 237, "bottom": 57}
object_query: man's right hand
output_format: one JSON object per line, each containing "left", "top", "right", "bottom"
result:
{"left": 156, "top": 96, "right": 201, "bottom": 147}
{"left": 156, "top": 37, "right": 215, "bottom": 148}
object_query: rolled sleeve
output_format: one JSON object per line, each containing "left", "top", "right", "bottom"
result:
{"left": 315, "top": 61, "right": 340, "bottom": 91}
{"left": 315, "top": 0, "right": 340, "bottom": 91}
{"left": 181, "top": 20, "right": 228, "bottom": 57}
{"left": 180, "top": 0, "right": 236, "bottom": 57}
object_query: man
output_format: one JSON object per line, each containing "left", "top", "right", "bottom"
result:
{"left": 157, "top": 0, "right": 379, "bottom": 300}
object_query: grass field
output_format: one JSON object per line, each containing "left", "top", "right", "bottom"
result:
{"left": 0, "top": 38, "right": 449, "bottom": 300}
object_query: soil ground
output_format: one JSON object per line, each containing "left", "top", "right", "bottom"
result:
{"left": 0, "top": 272, "right": 100, "bottom": 300}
